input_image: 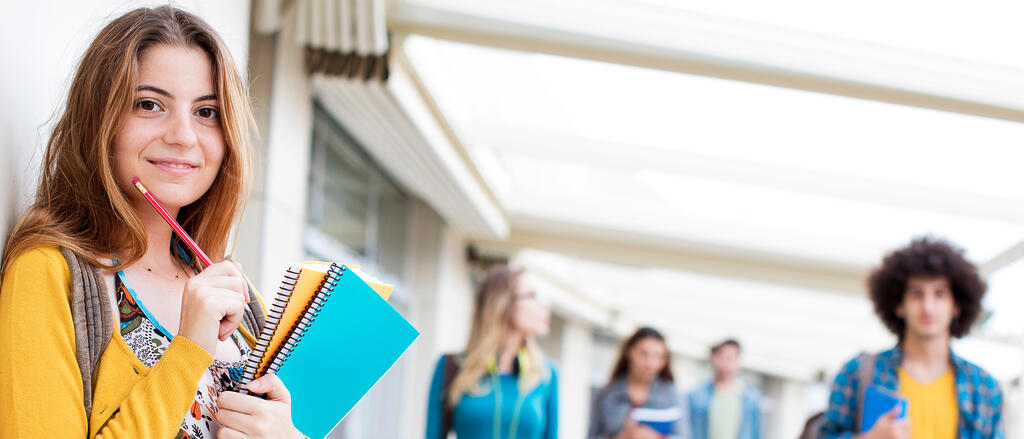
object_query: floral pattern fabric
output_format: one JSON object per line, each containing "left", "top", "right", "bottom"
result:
{"left": 116, "top": 272, "right": 251, "bottom": 439}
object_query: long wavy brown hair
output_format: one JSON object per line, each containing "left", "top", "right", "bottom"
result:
{"left": 1, "top": 6, "right": 254, "bottom": 278}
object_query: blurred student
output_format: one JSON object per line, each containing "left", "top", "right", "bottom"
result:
{"left": 589, "top": 327, "right": 688, "bottom": 439}
{"left": 820, "top": 237, "right": 1003, "bottom": 438}
{"left": 426, "top": 266, "right": 558, "bottom": 439}
{"left": 687, "top": 339, "right": 761, "bottom": 439}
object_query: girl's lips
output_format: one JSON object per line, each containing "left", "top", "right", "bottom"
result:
{"left": 148, "top": 160, "right": 198, "bottom": 176}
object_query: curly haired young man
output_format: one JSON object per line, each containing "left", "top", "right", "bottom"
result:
{"left": 819, "top": 237, "right": 1003, "bottom": 439}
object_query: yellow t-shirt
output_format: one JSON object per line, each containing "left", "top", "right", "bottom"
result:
{"left": 897, "top": 367, "right": 958, "bottom": 439}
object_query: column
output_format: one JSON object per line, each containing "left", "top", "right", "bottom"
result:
{"left": 559, "top": 318, "right": 595, "bottom": 439}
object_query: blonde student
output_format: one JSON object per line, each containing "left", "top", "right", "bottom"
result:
{"left": 1, "top": 6, "right": 303, "bottom": 438}
{"left": 425, "top": 266, "right": 559, "bottom": 439}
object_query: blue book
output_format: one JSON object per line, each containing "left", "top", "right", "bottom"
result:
{"left": 630, "top": 406, "right": 682, "bottom": 435}
{"left": 240, "top": 263, "right": 420, "bottom": 438}
{"left": 860, "top": 386, "right": 908, "bottom": 432}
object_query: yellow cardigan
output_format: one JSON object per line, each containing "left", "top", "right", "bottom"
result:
{"left": 0, "top": 246, "right": 260, "bottom": 438}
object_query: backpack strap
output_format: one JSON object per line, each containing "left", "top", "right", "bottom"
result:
{"left": 853, "top": 352, "right": 877, "bottom": 433}
{"left": 241, "top": 281, "right": 265, "bottom": 338}
{"left": 799, "top": 412, "right": 826, "bottom": 439}
{"left": 60, "top": 247, "right": 115, "bottom": 419}
{"left": 440, "top": 353, "right": 461, "bottom": 438}
{"left": 231, "top": 263, "right": 266, "bottom": 337}
{"left": 60, "top": 248, "right": 266, "bottom": 420}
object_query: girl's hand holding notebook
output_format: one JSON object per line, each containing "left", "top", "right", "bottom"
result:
{"left": 217, "top": 374, "right": 304, "bottom": 439}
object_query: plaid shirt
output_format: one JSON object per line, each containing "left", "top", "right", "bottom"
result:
{"left": 821, "top": 346, "right": 1003, "bottom": 439}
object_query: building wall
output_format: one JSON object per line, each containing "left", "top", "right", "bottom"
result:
{"left": 239, "top": 0, "right": 312, "bottom": 296}
{"left": 243, "top": 4, "right": 482, "bottom": 438}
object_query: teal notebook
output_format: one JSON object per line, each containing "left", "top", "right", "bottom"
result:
{"left": 240, "top": 262, "right": 420, "bottom": 438}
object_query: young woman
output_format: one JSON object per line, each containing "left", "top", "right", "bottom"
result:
{"left": 0, "top": 7, "right": 303, "bottom": 438}
{"left": 589, "top": 327, "right": 686, "bottom": 439}
{"left": 425, "top": 266, "right": 558, "bottom": 439}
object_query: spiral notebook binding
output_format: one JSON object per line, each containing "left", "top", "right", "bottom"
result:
{"left": 265, "top": 263, "right": 344, "bottom": 375}
{"left": 240, "top": 267, "right": 302, "bottom": 385}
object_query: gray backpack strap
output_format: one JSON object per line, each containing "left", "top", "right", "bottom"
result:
{"left": 225, "top": 258, "right": 265, "bottom": 336}
{"left": 799, "top": 412, "right": 825, "bottom": 439}
{"left": 59, "top": 249, "right": 265, "bottom": 420}
{"left": 853, "top": 352, "right": 877, "bottom": 433}
{"left": 60, "top": 247, "right": 115, "bottom": 418}
{"left": 241, "top": 277, "right": 266, "bottom": 336}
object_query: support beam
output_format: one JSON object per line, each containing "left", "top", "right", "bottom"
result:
{"left": 981, "top": 238, "right": 1024, "bottom": 277}
{"left": 479, "top": 222, "right": 866, "bottom": 296}
{"left": 464, "top": 126, "right": 1024, "bottom": 225}
{"left": 389, "top": 0, "right": 1024, "bottom": 123}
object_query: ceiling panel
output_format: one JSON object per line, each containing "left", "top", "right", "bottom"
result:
{"left": 404, "top": 35, "right": 1024, "bottom": 268}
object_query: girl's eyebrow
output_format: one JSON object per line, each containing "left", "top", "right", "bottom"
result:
{"left": 137, "top": 85, "right": 172, "bottom": 98}
{"left": 137, "top": 85, "right": 216, "bottom": 103}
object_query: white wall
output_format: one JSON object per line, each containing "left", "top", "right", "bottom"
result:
{"left": 398, "top": 200, "right": 449, "bottom": 439}
{"left": 0, "top": 0, "right": 251, "bottom": 254}
{"left": 559, "top": 318, "right": 596, "bottom": 439}
{"left": 244, "top": 0, "right": 314, "bottom": 296}
{"left": 396, "top": 200, "right": 480, "bottom": 439}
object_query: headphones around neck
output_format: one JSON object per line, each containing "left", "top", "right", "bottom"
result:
{"left": 487, "top": 347, "right": 530, "bottom": 439}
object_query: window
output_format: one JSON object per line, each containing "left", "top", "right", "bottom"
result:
{"left": 308, "top": 104, "right": 410, "bottom": 279}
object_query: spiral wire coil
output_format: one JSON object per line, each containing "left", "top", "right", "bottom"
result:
{"left": 240, "top": 267, "right": 302, "bottom": 386}
{"left": 265, "top": 263, "right": 344, "bottom": 375}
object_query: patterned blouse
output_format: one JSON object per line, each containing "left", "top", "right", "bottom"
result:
{"left": 116, "top": 271, "right": 251, "bottom": 439}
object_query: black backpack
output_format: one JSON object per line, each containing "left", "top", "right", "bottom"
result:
{"left": 439, "top": 354, "right": 461, "bottom": 438}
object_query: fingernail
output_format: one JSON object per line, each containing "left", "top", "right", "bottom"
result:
{"left": 246, "top": 379, "right": 260, "bottom": 390}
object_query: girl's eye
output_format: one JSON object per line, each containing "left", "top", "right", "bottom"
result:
{"left": 136, "top": 99, "right": 162, "bottom": 112}
{"left": 196, "top": 107, "right": 219, "bottom": 120}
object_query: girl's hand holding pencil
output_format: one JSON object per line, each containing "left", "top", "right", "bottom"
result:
{"left": 132, "top": 177, "right": 250, "bottom": 355}
{"left": 179, "top": 260, "right": 250, "bottom": 355}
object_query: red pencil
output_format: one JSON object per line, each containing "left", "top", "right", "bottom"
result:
{"left": 131, "top": 177, "right": 214, "bottom": 268}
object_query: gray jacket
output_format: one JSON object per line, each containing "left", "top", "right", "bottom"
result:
{"left": 588, "top": 377, "right": 690, "bottom": 439}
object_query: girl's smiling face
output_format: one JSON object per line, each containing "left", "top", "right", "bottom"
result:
{"left": 113, "top": 44, "right": 224, "bottom": 211}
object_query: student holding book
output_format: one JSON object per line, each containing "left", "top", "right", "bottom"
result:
{"left": 819, "top": 237, "right": 1004, "bottom": 439}
{"left": 426, "top": 266, "right": 559, "bottom": 439}
{"left": 0, "top": 6, "right": 304, "bottom": 438}
{"left": 588, "top": 327, "right": 687, "bottom": 439}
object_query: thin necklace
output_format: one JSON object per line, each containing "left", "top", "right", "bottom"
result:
{"left": 144, "top": 263, "right": 186, "bottom": 282}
